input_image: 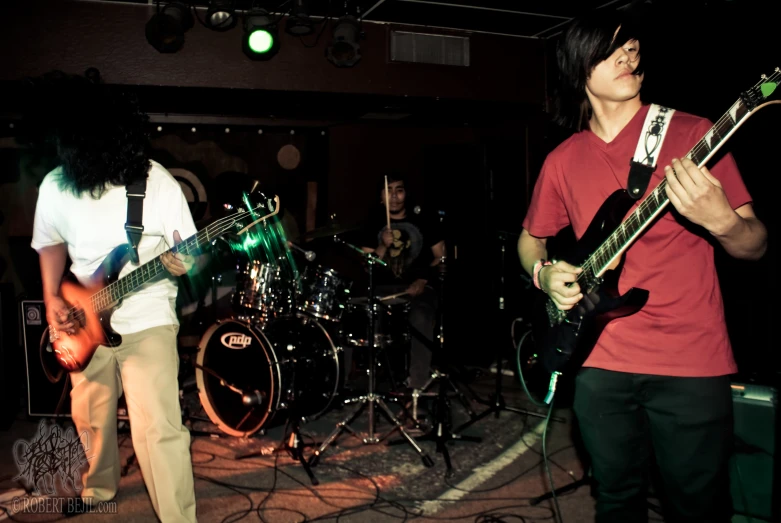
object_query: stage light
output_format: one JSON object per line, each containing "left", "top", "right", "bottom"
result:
{"left": 205, "top": 0, "right": 236, "bottom": 31}
{"left": 285, "top": 0, "right": 314, "bottom": 36}
{"left": 326, "top": 16, "right": 362, "bottom": 67}
{"left": 145, "top": 2, "right": 194, "bottom": 53}
{"left": 243, "top": 8, "right": 279, "bottom": 60}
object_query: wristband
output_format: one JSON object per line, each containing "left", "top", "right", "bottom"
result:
{"left": 533, "top": 259, "right": 552, "bottom": 291}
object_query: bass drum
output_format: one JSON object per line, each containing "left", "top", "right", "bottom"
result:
{"left": 195, "top": 316, "right": 342, "bottom": 437}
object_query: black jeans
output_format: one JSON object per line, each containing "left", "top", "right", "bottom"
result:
{"left": 376, "top": 284, "right": 438, "bottom": 389}
{"left": 573, "top": 368, "right": 733, "bottom": 523}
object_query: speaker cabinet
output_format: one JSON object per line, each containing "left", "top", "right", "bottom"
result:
{"left": 21, "top": 300, "right": 72, "bottom": 417}
{"left": 730, "top": 382, "right": 779, "bottom": 521}
{"left": 1, "top": 283, "right": 20, "bottom": 429}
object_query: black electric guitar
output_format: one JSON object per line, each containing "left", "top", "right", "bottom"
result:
{"left": 48, "top": 195, "right": 280, "bottom": 373}
{"left": 520, "top": 68, "right": 780, "bottom": 404}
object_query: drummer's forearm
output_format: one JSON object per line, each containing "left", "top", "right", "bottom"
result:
{"left": 375, "top": 245, "right": 388, "bottom": 258}
{"left": 430, "top": 241, "right": 446, "bottom": 266}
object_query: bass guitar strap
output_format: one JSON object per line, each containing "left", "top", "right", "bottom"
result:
{"left": 627, "top": 104, "right": 676, "bottom": 199}
{"left": 125, "top": 177, "right": 147, "bottom": 264}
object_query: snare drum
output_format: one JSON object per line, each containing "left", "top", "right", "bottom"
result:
{"left": 233, "top": 259, "right": 295, "bottom": 324}
{"left": 296, "top": 265, "right": 352, "bottom": 322}
{"left": 340, "top": 297, "right": 411, "bottom": 348}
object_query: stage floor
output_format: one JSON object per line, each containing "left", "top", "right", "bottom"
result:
{"left": 0, "top": 370, "right": 766, "bottom": 523}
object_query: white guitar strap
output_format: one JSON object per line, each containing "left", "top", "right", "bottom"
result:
{"left": 627, "top": 103, "right": 675, "bottom": 199}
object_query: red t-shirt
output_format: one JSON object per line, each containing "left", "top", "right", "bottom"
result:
{"left": 523, "top": 104, "right": 752, "bottom": 377}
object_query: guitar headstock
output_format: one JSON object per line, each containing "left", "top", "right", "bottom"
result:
{"left": 742, "top": 67, "right": 780, "bottom": 111}
{"left": 235, "top": 195, "right": 280, "bottom": 235}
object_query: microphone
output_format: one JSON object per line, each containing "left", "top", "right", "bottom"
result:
{"left": 242, "top": 390, "right": 267, "bottom": 406}
{"left": 287, "top": 241, "right": 316, "bottom": 261}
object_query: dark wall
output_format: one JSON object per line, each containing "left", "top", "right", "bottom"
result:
{"left": 0, "top": 0, "right": 546, "bottom": 104}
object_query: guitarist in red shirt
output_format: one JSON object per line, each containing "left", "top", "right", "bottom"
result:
{"left": 26, "top": 71, "right": 198, "bottom": 522}
{"left": 518, "top": 10, "right": 768, "bottom": 523}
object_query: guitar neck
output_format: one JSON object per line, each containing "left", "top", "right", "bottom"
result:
{"left": 89, "top": 230, "right": 210, "bottom": 313}
{"left": 86, "top": 197, "right": 278, "bottom": 313}
{"left": 581, "top": 93, "right": 761, "bottom": 284}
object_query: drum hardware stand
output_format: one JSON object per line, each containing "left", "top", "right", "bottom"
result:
{"left": 308, "top": 238, "right": 435, "bottom": 469}
{"left": 230, "top": 356, "right": 321, "bottom": 485}
{"left": 279, "top": 416, "right": 319, "bottom": 485}
{"left": 454, "top": 233, "right": 565, "bottom": 434}
{"left": 388, "top": 257, "right": 481, "bottom": 477}
{"left": 235, "top": 412, "right": 320, "bottom": 486}
{"left": 400, "top": 323, "right": 478, "bottom": 422}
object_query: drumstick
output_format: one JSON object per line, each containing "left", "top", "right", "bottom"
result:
{"left": 384, "top": 175, "right": 391, "bottom": 231}
{"left": 380, "top": 291, "right": 408, "bottom": 301}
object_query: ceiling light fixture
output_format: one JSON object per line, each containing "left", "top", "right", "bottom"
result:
{"left": 326, "top": 16, "right": 362, "bottom": 67}
{"left": 242, "top": 8, "right": 280, "bottom": 60}
{"left": 145, "top": 2, "right": 194, "bottom": 53}
{"left": 205, "top": 0, "right": 237, "bottom": 32}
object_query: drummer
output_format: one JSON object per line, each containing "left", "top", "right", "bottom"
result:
{"left": 359, "top": 171, "right": 446, "bottom": 395}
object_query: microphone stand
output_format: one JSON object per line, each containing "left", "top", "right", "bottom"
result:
{"left": 454, "top": 232, "right": 565, "bottom": 434}
{"left": 308, "top": 236, "right": 434, "bottom": 469}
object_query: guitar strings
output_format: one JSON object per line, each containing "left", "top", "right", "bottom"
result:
{"left": 56, "top": 201, "right": 273, "bottom": 321}
{"left": 574, "top": 86, "right": 763, "bottom": 290}
{"left": 567, "top": 68, "right": 779, "bottom": 311}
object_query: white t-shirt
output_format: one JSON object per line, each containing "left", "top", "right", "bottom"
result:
{"left": 31, "top": 160, "right": 197, "bottom": 335}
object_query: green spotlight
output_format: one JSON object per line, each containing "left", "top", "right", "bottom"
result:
{"left": 248, "top": 29, "right": 274, "bottom": 53}
{"left": 243, "top": 9, "right": 279, "bottom": 60}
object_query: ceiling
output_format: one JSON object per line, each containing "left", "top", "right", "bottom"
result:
{"left": 38, "top": 0, "right": 770, "bottom": 128}
{"left": 85, "top": 0, "right": 639, "bottom": 39}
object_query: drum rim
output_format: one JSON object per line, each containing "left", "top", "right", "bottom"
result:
{"left": 348, "top": 297, "right": 410, "bottom": 307}
{"left": 195, "top": 318, "right": 282, "bottom": 437}
{"left": 295, "top": 304, "right": 343, "bottom": 322}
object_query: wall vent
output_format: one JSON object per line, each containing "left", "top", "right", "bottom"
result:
{"left": 390, "top": 31, "right": 470, "bottom": 67}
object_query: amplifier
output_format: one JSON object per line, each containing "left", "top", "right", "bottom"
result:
{"left": 730, "top": 382, "right": 779, "bottom": 521}
{"left": 21, "top": 300, "right": 72, "bottom": 417}
{"left": 21, "top": 300, "right": 132, "bottom": 421}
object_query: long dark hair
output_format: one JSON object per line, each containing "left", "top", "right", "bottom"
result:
{"left": 552, "top": 9, "right": 644, "bottom": 131}
{"left": 19, "top": 69, "right": 150, "bottom": 198}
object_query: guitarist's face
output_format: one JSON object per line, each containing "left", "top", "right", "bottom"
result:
{"left": 586, "top": 38, "right": 643, "bottom": 104}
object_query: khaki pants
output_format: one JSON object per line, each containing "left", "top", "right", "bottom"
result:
{"left": 69, "top": 325, "right": 197, "bottom": 522}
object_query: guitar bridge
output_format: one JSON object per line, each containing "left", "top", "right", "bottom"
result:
{"left": 545, "top": 299, "right": 568, "bottom": 327}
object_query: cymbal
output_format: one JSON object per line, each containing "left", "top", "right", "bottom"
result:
{"left": 300, "top": 222, "right": 359, "bottom": 240}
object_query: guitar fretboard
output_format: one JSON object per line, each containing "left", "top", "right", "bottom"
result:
{"left": 87, "top": 201, "right": 273, "bottom": 313}
{"left": 578, "top": 70, "right": 779, "bottom": 287}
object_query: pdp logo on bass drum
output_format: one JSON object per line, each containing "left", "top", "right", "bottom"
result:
{"left": 220, "top": 332, "right": 252, "bottom": 349}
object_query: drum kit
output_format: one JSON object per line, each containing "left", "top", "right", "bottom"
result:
{"left": 191, "top": 203, "right": 436, "bottom": 482}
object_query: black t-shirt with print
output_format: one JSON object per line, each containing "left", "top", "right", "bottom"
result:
{"left": 360, "top": 209, "right": 444, "bottom": 286}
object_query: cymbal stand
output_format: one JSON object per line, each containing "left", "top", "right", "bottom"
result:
{"left": 389, "top": 257, "right": 481, "bottom": 477}
{"left": 308, "top": 237, "right": 434, "bottom": 469}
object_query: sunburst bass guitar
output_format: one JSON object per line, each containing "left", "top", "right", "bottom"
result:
{"left": 48, "top": 195, "right": 280, "bottom": 373}
{"left": 519, "top": 68, "right": 780, "bottom": 405}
